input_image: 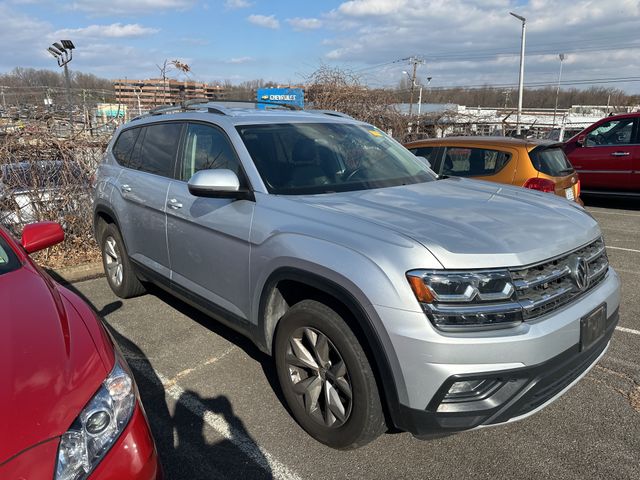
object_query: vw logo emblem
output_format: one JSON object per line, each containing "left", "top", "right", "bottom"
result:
{"left": 569, "top": 256, "right": 589, "bottom": 291}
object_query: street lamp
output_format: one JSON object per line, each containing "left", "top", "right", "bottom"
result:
{"left": 510, "top": 12, "right": 526, "bottom": 136}
{"left": 552, "top": 53, "right": 566, "bottom": 129}
{"left": 47, "top": 39, "right": 75, "bottom": 132}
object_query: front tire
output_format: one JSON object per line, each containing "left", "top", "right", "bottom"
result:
{"left": 100, "top": 223, "right": 145, "bottom": 298}
{"left": 274, "top": 299, "right": 386, "bottom": 449}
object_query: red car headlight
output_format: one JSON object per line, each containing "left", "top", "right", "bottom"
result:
{"left": 55, "top": 360, "right": 136, "bottom": 480}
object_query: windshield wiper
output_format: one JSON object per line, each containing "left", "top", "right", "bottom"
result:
{"left": 557, "top": 167, "right": 575, "bottom": 175}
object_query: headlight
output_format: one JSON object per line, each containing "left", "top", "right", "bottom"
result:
{"left": 55, "top": 361, "right": 136, "bottom": 480}
{"left": 407, "top": 269, "right": 523, "bottom": 331}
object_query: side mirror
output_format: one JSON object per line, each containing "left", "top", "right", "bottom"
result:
{"left": 21, "top": 221, "right": 64, "bottom": 253}
{"left": 188, "top": 169, "right": 250, "bottom": 199}
{"left": 576, "top": 134, "right": 586, "bottom": 146}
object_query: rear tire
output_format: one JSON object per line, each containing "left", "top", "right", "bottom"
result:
{"left": 100, "top": 223, "right": 145, "bottom": 298}
{"left": 274, "top": 299, "right": 386, "bottom": 449}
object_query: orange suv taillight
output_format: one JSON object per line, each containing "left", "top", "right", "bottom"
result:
{"left": 523, "top": 177, "right": 556, "bottom": 193}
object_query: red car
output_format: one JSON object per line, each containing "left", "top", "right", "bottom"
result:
{"left": 0, "top": 222, "right": 162, "bottom": 479}
{"left": 564, "top": 112, "right": 640, "bottom": 194}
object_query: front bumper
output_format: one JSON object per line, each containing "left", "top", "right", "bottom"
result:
{"left": 395, "top": 307, "right": 617, "bottom": 437}
{"left": 379, "top": 267, "right": 620, "bottom": 436}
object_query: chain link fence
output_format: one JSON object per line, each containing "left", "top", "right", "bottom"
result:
{"left": 0, "top": 123, "right": 109, "bottom": 268}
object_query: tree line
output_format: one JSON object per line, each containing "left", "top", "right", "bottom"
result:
{"left": 1, "top": 66, "right": 638, "bottom": 110}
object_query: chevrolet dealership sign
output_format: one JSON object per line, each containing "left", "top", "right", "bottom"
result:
{"left": 257, "top": 88, "right": 304, "bottom": 109}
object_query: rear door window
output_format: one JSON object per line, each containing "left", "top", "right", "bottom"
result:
{"left": 529, "top": 147, "right": 575, "bottom": 177}
{"left": 137, "top": 123, "right": 183, "bottom": 178}
{"left": 441, "top": 147, "right": 511, "bottom": 177}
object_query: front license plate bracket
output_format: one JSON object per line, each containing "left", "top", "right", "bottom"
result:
{"left": 580, "top": 303, "right": 607, "bottom": 352}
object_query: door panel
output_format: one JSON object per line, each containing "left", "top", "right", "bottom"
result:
{"left": 567, "top": 118, "right": 636, "bottom": 191}
{"left": 166, "top": 181, "right": 254, "bottom": 320}
{"left": 112, "top": 122, "right": 182, "bottom": 276}
{"left": 116, "top": 169, "right": 172, "bottom": 275}
{"left": 167, "top": 122, "right": 254, "bottom": 321}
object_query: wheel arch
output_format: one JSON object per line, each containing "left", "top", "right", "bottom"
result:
{"left": 93, "top": 204, "right": 121, "bottom": 242}
{"left": 258, "top": 267, "right": 406, "bottom": 430}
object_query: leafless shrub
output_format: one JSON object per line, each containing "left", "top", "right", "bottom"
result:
{"left": 305, "top": 65, "right": 411, "bottom": 141}
{"left": 0, "top": 125, "right": 107, "bottom": 268}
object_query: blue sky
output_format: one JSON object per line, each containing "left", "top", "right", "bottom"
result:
{"left": 1, "top": 0, "right": 640, "bottom": 92}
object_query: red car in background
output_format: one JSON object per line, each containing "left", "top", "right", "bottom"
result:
{"left": 564, "top": 112, "right": 640, "bottom": 194}
{"left": 0, "top": 222, "right": 161, "bottom": 479}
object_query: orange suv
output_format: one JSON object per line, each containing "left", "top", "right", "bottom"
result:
{"left": 404, "top": 136, "right": 582, "bottom": 203}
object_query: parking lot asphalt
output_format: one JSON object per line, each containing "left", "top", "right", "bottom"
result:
{"left": 69, "top": 195, "right": 640, "bottom": 480}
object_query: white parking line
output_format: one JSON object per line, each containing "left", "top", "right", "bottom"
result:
{"left": 607, "top": 246, "right": 640, "bottom": 253}
{"left": 616, "top": 326, "right": 640, "bottom": 336}
{"left": 125, "top": 355, "right": 303, "bottom": 480}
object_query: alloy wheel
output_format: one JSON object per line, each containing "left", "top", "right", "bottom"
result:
{"left": 104, "top": 236, "right": 123, "bottom": 287}
{"left": 285, "top": 327, "right": 353, "bottom": 428}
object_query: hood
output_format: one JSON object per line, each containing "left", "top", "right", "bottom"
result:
{"left": 293, "top": 178, "right": 600, "bottom": 269}
{"left": 0, "top": 264, "right": 108, "bottom": 464}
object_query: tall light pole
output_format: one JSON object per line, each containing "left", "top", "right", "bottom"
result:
{"left": 510, "top": 12, "right": 526, "bottom": 136}
{"left": 552, "top": 53, "right": 566, "bottom": 129}
{"left": 47, "top": 40, "right": 75, "bottom": 133}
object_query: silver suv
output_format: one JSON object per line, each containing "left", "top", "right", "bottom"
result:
{"left": 93, "top": 103, "right": 620, "bottom": 449}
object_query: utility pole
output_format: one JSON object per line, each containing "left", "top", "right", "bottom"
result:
{"left": 510, "top": 12, "right": 526, "bottom": 136}
{"left": 552, "top": 53, "right": 566, "bottom": 129}
{"left": 406, "top": 56, "right": 425, "bottom": 116}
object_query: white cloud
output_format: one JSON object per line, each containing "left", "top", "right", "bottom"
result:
{"left": 323, "top": 0, "right": 640, "bottom": 90}
{"left": 247, "top": 14, "right": 280, "bottom": 29}
{"left": 287, "top": 17, "right": 322, "bottom": 31}
{"left": 54, "top": 23, "right": 159, "bottom": 39}
{"left": 226, "top": 56, "right": 254, "bottom": 64}
{"left": 225, "top": 0, "right": 252, "bottom": 9}
{"left": 65, "top": 0, "right": 196, "bottom": 15}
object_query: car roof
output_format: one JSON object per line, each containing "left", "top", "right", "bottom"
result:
{"left": 126, "top": 102, "right": 363, "bottom": 128}
{"left": 405, "top": 136, "right": 561, "bottom": 149}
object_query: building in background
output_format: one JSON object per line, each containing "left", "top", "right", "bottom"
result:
{"left": 113, "top": 78, "right": 227, "bottom": 114}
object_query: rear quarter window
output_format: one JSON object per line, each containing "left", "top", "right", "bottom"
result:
{"left": 529, "top": 147, "right": 574, "bottom": 177}
{"left": 112, "top": 127, "right": 141, "bottom": 168}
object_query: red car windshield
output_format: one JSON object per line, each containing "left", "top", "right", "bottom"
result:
{"left": 0, "top": 235, "right": 20, "bottom": 276}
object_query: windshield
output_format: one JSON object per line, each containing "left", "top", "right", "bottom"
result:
{"left": 236, "top": 122, "right": 435, "bottom": 194}
{"left": 0, "top": 235, "right": 20, "bottom": 277}
{"left": 529, "top": 147, "right": 574, "bottom": 177}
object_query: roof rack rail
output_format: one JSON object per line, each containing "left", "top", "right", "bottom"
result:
{"left": 129, "top": 98, "right": 303, "bottom": 121}
{"left": 305, "top": 109, "right": 354, "bottom": 119}
{"left": 199, "top": 99, "right": 302, "bottom": 111}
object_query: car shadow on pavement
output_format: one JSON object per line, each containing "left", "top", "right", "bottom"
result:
{"left": 59, "top": 282, "right": 276, "bottom": 480}
{"left": 582, "top": 194, "right": 640, "bottom": 210}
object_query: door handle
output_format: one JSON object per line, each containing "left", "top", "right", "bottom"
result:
{"left": 121, "top": 184, "right": 132, "bottom": 193}
{"left": 167, "top": 198, "right": 183, "bottom": 209}
{"left": 610, "top": 152, "right": 630, "bottom": 156}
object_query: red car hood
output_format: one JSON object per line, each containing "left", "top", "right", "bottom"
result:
{"left": 0, "top": 264, "right": 109, "bottom": 464}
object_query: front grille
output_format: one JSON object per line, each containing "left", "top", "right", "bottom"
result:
{"left": 510, "top": 238, "right": 609, "bottom": 320}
